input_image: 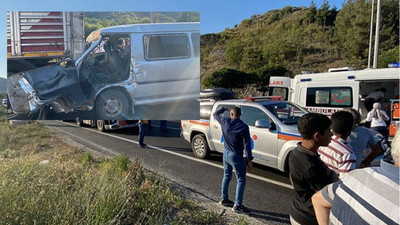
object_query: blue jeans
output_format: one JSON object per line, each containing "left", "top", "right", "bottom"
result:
{"left": 221, "top": 149, "right": 246, "bottom": 206}
{"left": 138, "top": 123, "right": 147, "bottom": 146}
{"left": 160, "top": 120, "right": 167, "bottom": 131}
{"left": 372, "top": 126, "right": 389, "bottom": 142}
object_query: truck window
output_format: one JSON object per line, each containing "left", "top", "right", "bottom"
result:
{"left": 306, "top": 87, "right": 352, "bottom": 107}
{"left": 241, "top": 106, "right": 270, "bottom": 126}
{"left": 144, "top": 33, "right": 190, "bottom": 60}
{"left": 215, "top": 105, "right": 233, "bottom": 119}
{"left": 191, "top": 33, "right": 200, "bottom": 58}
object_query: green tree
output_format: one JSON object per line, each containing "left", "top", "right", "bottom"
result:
{"left": 203, "top": 68, "right": 256, "bottom": 89}
{"left": 305, "top": 1, "right": 317, "bottom": 23}
{"left": 335, "top": 0, "right": 373, "bottom": 67}
{"left": 334, "top": 0, "right": 399, "bottom": 68}
{"left": 379, "top": 47, "right": 399, "bottom": 68}
{"left": 225, "top": 39, "right": 244, "bottom": 66}
{"left": 140, "top": 17, "right": 151, "bottom": 23}
{"left": 316, "top": 0, "right": 330, "bottom": 26}
{"left": 257, "top": 64, "right": 290, "bottom": 95}
{"left": 178, "top": 12, "right": 200, "bottom": 22}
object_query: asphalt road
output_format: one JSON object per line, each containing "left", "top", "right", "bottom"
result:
{"left": 41, "top": 120, "right": 293, "bottom": 224}
{"left": 7, "top": 99, "right": 200, "bottom": 120}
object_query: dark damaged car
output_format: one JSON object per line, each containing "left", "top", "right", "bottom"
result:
{"left": 7, "top": 22, "right": 200, "bottom": 120}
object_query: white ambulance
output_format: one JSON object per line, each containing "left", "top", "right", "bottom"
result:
{"left": 268, "top": 67, "right": 399, "bottom": 122}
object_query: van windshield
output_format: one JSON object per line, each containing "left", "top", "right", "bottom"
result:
{"left": 263, "top": 102, "right": 307, "bottom": 125}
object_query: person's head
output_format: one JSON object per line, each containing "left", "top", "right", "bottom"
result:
{"left": 297, "top": 113, "right": 332, "bottom": 146}
{"left": 230, "top": 107, "right": 241, "bottom": 119}
{"left": 342, "top": 108, "right": 361, "bottom": 128}
{"left": 118, "top": 39, "right": 125, "bottom": 49}
{"left": 373, "top": 102, "right": 381, "bottom": 110}
{"left": 330, "top": 111, "right": 354, "bottom": 139}
{"left": 392, "top": 130, "right": 400, "bottom": 167}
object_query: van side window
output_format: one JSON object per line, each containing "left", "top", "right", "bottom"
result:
{"left": 306, "top": 87, "right": 352, "bottom": 107}
{"left": 191, "top": 33, "right": 200, "bottom": 58}
{"left": 144, "top": 33, "right": 190, "bottom": 60}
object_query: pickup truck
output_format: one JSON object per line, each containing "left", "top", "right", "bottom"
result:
{"left": 181, "top": 97, "right": 308, "bottom": 172}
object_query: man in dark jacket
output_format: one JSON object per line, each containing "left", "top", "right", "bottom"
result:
{"left": 289, "top": 113, "right": 338, "bottom": 225}
{"left": 213, "top": 107, "right": 253, "bottom": 214}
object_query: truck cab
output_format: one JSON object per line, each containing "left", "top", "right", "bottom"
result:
{"left": 181, "top": 93, "right": 308, "bottom": 172}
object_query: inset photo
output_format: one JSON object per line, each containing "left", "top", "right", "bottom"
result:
{"left": 7, "top": 12, "right": 200, "bottom": 120}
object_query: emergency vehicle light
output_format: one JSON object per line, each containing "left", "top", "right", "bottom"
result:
{"left": 244, "top": 97, "right": 255, "bottom": 102}
{"left": 300, "top": 78, "right": 312, "bottom": 82}
{"left": 347, "top": 75, "right": 355, "bottom": 79}
{"left": 388, "top": 62, "right": 399, "bottom": 68}
{"left": 244, "top": 96, "right": 283, "bottom": 102}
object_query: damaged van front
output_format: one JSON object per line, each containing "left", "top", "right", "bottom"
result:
{"left": 7, "top": 56, "right": 83, "bottom": 117}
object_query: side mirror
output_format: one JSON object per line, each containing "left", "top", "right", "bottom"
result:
{"left": 255, "top": 119, "right": 271, "bottom": 129}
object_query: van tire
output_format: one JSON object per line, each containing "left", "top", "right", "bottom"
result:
{"left": 191, "top": 134, "right": 210, "bottom": 159}
{"left": 76, "top": 119, "right": 84, "bottom": 127}
{"left": 96, "top": 120, "right": 106, "bottom": 132}
{"left": 95, "top": 89, "right": 129, "bottom": 120}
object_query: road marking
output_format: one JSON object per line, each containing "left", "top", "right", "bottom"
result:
{"left": 56, "top": 121, "right": 293, "bottom": 189}
{"left": 150, "top": 124, "right": 181, "bottom": 131}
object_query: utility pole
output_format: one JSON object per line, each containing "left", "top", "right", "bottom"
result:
{"left": 373, "top": 0, "right": 381, "bottom": 68}
{"left": 368, "top": 0, "right": 375, "bottom": 68}
{"left": 150, "top": 12, "right": 158, "bottom": 23}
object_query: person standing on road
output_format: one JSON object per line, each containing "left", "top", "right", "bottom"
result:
{"left": 318, "top": 111, "right": 356, "bottom": 178}
{"left": 138, "top": 120, "right": 148, "bottom": 148}
{"left": 342, "top": 108, "right": 382, "bottom": 168}
{"left": 312, "top": 130, "right": 400, "bottom": 225}
{"left": 289, "top": 113, "right": 339, "bottom": 225}
{"left": 160, "top": 120, "right": 168, "bottom": 132}
{"left": 213, "top": 106, "right": 253, "bottom": 215}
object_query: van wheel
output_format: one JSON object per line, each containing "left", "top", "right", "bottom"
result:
{"left": 96, "top": 120, "right": 105, "bottom": 132}
{"left": 191, "top": 134, "right": 210, "bottom": 159}
{"left": 95, "top": 89, "right": 129, "bottom": 120}
{"left": 76, "top": 119, "right": 84, "bottom": 126}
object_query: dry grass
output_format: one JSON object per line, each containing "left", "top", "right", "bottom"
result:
{"left": 0, "top": 107, "right": 226, "bottom": 225}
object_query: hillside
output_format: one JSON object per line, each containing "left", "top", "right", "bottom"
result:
{"left": 0, "top": 78, "right": 6, "bottom": 94}
{"left": 84, "top": 12, "right": 199, "bottom": 38}
{"left": 200, "top": 1, "right": 399, "bottom": 87}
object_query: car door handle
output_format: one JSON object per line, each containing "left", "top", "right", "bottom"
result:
{"left": 213, "top": 125, "right": 219, "bottom": 129}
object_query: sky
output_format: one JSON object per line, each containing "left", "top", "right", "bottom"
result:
{"left": 0, "top": 0, "right": 346, "bottom": 79}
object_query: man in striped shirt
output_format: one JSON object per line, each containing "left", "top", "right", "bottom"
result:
{"left": 318, "top": 111, "right": 356, "bottom": 177}
{"left": 312, "top": 130, "right": 400, "bottom": 225}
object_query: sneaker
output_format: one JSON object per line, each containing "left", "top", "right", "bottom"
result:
{"left": 232, "top": 204, "right": 251, "bottom": 215}
{"left": 219, "top": 198, "right": 234, "bottom": 207}
{"left": 138, "top": 144, "right": 147, "bottom": 148}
